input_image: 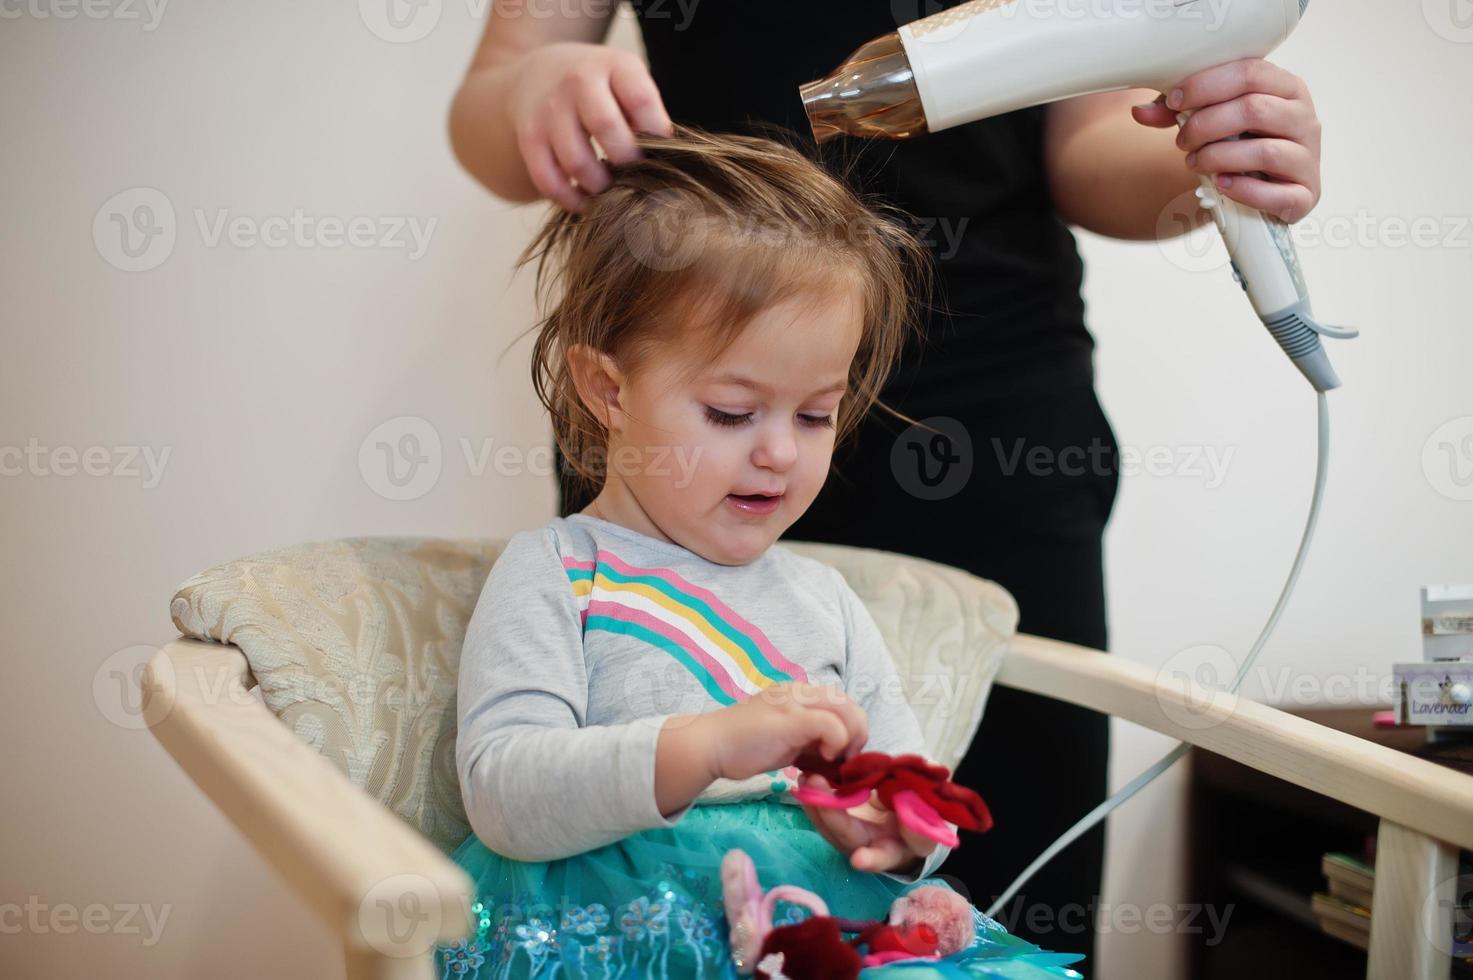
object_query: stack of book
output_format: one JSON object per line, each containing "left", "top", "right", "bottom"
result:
{"left": 1312, "top": 852, "right": 1373, "bottom": 950}
{"left": 1314, "top": 849, "right": 1473, "bottom": 974}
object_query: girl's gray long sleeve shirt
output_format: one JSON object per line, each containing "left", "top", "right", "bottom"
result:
{"left": 455, "top": 512, "right": 953, "bottom": 882}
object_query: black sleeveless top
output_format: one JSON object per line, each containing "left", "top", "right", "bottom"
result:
{"left": 626, "top": 0, "right": 1097, "bottom": 408}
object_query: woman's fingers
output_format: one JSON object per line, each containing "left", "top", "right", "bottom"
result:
{"left": 1187, "top": 135, "right": 1320, "bottom": 220}
{"left": 1175, "top": 93, "right": 1315, "bottom": 154}
{"left": 1186, "top": 137, "right": 1312, "bottom": 183}
{"left": 1159, "top": 57, "right": 1321, "bottom": 222}
{"left": 513, "top": 47, "right": 673, "bottom": 213}
{"left": 1129, "top": 93, "right": 1177, "bottom": 129}
{"left": 609, "top": 56, "right": 674, "bottom": 143}
{"left": 517, "top": 123, "right": 587, "bottom": 213}
{"left": 547, "top": 108, "right": 610, "bottom": 196}
{"left": 576, "top": 82, "right": 641, "bottom": 166}
{"left": 1207, "top": 174, "right": 1317, "bottom": 223}
{"left": 1169, "top": 58, "right": 1308, "bottom": 112}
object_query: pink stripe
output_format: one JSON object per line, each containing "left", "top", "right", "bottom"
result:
{"left": 595, "top": 550, "right": 808, "bottom": 683}
{"left": 562, "top": 557, "right": 596, "bottom": 572}
{"left": 584, "top": 598, "right": 747, "bottom": 703}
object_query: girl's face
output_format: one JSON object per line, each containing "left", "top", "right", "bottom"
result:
{"left": 583, "top": 285, "right": 864, "bottom": 565}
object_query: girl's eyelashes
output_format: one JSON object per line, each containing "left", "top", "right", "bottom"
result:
{"left": 704, "top": 406, "right": 752, "bottom": 428}
{"left": 703, "top": 406, "right": 836, "bottom": 430}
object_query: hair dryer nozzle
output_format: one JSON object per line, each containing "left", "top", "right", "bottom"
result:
{"left": 799, "top": 33, "right": 929, "bottom": 144}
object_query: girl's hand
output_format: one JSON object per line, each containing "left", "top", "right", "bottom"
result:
{"left": 703, "top": 683, "right": 870, "bottom": 783}
{"left": 797, "top": 773, "right": 939, "bottom": 874}
{"left": 1131, "top": 58, "right": 1322, "bottom": 222}
{"left": 506, "top": 42, "right": 675, "bottom": 214}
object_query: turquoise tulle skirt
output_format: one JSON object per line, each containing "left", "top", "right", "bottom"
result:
{"left": 435, "top": 801, "right": 1085, "bottom": 980}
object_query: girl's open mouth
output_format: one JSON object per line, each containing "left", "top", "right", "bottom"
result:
{"left": 725, "top": 492, "right": 783, "bottom": 516}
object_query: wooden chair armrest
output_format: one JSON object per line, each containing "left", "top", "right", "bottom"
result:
{"left": 141, "top": 638, "right": 473, "bottom": 960}
{"left": 998, "top": 632, "right": 1473, "bottom": 851}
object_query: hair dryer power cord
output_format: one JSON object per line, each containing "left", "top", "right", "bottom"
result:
{"left": 985, "top": 388, "right": 1332, "bottom": 920}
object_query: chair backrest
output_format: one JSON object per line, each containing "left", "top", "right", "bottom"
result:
{"left": 170, "top": 536, "right": 1018, "bottom": 855}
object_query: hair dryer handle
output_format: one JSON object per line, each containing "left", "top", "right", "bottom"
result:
{"left": 1178, "top": 114, "right": 1355, "bottom": 391}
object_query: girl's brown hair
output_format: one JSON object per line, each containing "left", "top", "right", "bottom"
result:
{"left": 515, "top": 123, "right": 934, "bottom": 500}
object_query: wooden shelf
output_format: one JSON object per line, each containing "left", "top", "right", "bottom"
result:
{"left": 1187, "top": 706, "right": 1471, "bottom": 979}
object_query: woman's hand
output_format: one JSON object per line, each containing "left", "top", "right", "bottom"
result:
{"left": 701, "top": 683, "right": 870, "bottom": 783}
{"left": 1131, "top": 58, "right": 1322, "bottom": 222}
{"left": 506, "top": 42, "right": 674, "bottom": 213}
{"left": 797, "top": 773, "right": 939, "bottom": 875}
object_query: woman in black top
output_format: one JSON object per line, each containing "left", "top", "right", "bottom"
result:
{"left": 449, "top": 0, "right": 1323, "bottom": 961}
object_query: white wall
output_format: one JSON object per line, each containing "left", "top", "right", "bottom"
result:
{"left": 2, "top": 3, "right": 550, "bottom": 976}
{"left": 2, "top": 1, "right": 1468, "bottom": 978}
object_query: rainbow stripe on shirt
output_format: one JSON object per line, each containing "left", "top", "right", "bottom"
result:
{"left": 563, "top": 550, "right": 808, "bottom": 705}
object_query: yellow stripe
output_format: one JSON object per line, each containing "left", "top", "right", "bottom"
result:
{"left": 590, "top": 573, "right": 773, "bottom": 688}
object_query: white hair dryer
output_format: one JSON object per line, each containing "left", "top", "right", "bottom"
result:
{"left": 800, "top": 0, "right": 1356, "bottom": 390}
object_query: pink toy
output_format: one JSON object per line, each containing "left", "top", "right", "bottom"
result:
{"left": 722, "top": 848, "right": 830, "bottom": 973}
{"left": 720, "top": 849, "right": 976, "bottom": 975}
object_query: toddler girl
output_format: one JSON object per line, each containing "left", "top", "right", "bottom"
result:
{"left": 437, "top": 125, "right": 1083, "bottom": 980}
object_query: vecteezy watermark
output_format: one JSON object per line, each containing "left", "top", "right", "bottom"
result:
{"left": 1156, "top": 195, "right": 1473, "bottom": 276}
{"left": 1420, "top": 871, "right": 1473, "bottom": 957}
{"left": 1424, "top": 0, "right": 1473, "bottom": 43}
{"left": 358, "top": 874, "right": 446, "bottom": 958}
{"left": 96, "top": 643, "right": 438, "bottom": 731}
{"left": 620, "top": 188, "right": 972, "bottom": 273}
{"left": 358, "top": 0, "right": 442, "bottom": 43}
{"left": 890, "top": 416, "right": 974, "bottom": 501}
{"left": 93, "top": 188, "right": 437, "bottom": 272}
{"left": 0, "top": 897, "right": 172, "bottom": 946}
{"left": 622, "top": 668, "right": 970, "bottom": 727}
{"left": 193, "top": 209, "right": 435, "bottom": 259}
{"left": 357, "top": 416, "right": 706, "bottom": 501}
{"left": 1154, "top": 644, "right": 1240, "bottom": 731}
{"left": 1254, "top": 666, "right": 1397, "bottom": 707}
{"left": 359, "top": 416, "right": 443, "bottom": 502}
{"left": 893, "top": 417, "right": 1230, "bottom": 494}
{"left": 1155, "top": 186, "right": 1235, "bottom": 275}
{"left": 984, "top": 895, "right": 1236, "bottom": 945}
{"left": 906, "top": 214, "right": 970, "bottom": 261}
{"left": 358, "top": 0, "right": 700, "bottom": 44}
{"left": 992, "top": 437, "right": 1233, "bottom": 488}
{"left": 94, "top": 644, "right": 189, "bottom": 731}
{"left": 94, "top": 645, "right": 153, "bottom": 731}
{"left": 0, "top": 0, "right": 168, "bottom": 30}
{"left": 491, "top": 0, "right": 697, "bottom": 25}
{"left": 897, "top": 0, "right": 1233, "bottom": 47}
{"left": 621, "top": 188, "right": 711, "bottom": 273}
{"left": 1290, "top": 211, "right": 1473, "bottom": 251}
{"left": 1422, "top": 416, "right": 1473, "bottom": 502}
{"left": 1155, "top": 645, "right": 1404, "bottom": 731}
{"left": 93, "top": 187, "right": 176, "bottom": 273}
{"left": 0, "top": 439, "right": 171, "bottom": 488}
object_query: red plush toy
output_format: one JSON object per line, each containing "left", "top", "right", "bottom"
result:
{"left": 754, "top": 917, "right": 860, "bottom": 980}
{"left": 791, "top": 748, "right": 993, "bottom": 847}
{"left": 755, "top": 910, "right": 963, "bottom": 979}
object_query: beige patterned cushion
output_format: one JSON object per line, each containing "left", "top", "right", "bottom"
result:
{"left": 170, "top": 536, "right": 1018, "bottom": 856}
